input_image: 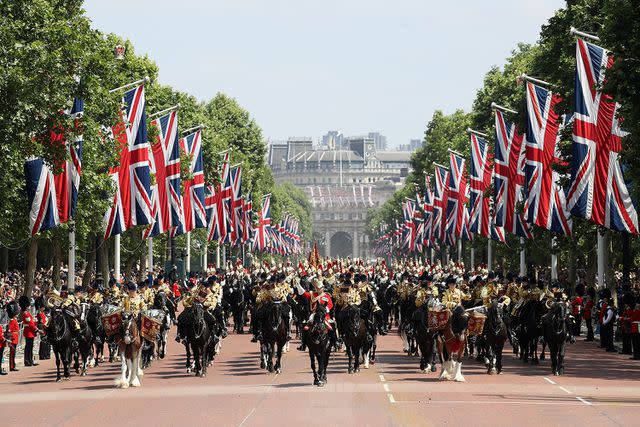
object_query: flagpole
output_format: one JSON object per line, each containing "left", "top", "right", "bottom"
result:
{"left": 487, "top": 238, "right": 492, "bottom": 271}
{"left": 148, "top": 103, "right": 180, "bottom": 119}
{"left": 519, "top": 237, "right": 526, "bottom": 276}
{"left": 569, "top": 27, "right": 600, "bottom": 42}
{"left": 148, "top": 236, "right": 154, "bottom": 276}
{"left": 114, "top": 234, "right": 121, "bottom": 283}
{"left": 470, "top": 246, "right": 475, "bottom": 271}
{"left": 108, "top": 77, "right": 149, "bottom": 94}
{"left": 551, "top": 236, "right": 558, "bottom": 282}
{"left": 216, "top": 244, "right": 220, "bottom": 269}
{"left": 186, "top": 232, "right": 191, "bottom": 274}
{"left": 68, "top": 223, "right": 76, "bottom": 291}
{"left": 457, "top": 239, "right": 462, "bottom": 262}
{"left": 203, "top": 243, "right": 208, "bottom": 273}
{"left": 597, "top": 229, "right": 605, "bottom": 288}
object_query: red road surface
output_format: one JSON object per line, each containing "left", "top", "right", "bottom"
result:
{"left": 1, "top": 326, "right": 639, "bottom": 427}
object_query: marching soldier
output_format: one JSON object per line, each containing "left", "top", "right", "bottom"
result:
{"left": 0, "top": 316, "right": 6, "bottom": 375}
{"left": 19, "top": 295, "right": 38, "bottom": 367}
{"left": 6, "top": 300, "right": 20, "bottom": 372}
{"left": 61, "top": 285, "right": 82, "bottom": 332}
{"left": 35, "top": 296, "right": 51, "bottom": 360}
{"left": 295, "top": 277, "right": 339, "bottom": 350}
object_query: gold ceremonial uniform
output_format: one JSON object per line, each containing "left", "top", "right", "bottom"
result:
{"left": 89, "top": 292, "right": 104, "bottom": 305}
{"left": 415, "top": 288, "right": 430, "bottom": 308}
{"left": 122, "top": 295, "right": 147, "bottom": 316}
{"left": 481, "top": 283, "right": 499, "bottom": 307}
{"left": 441, "top": 288, "right": 471, "bottom": 310}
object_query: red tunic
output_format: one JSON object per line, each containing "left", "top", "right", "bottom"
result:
{"left": 0, "top": 324, "right": 5, "bottom": 348}
{"left": 37, "top": 311, "right": 48, "bottom": 337}
{"left": 583, "top": 299, "right": 594, "bottom": 320}
{"left": 9, "top": 318, "right": 19, "bottom": 345}
{"left": 598, "top": 302, "right": 608, "bottom": 324}
{"left": 301, "top": 291, "right": 333, "bottom": 319}
{"left": 22, "top": 311, "right": 38, "bottom": 339}
{"left": 172, "top": 283, "right": 181, "bottom": 299}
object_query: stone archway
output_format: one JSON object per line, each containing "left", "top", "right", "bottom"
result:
{"left": 330, "top": 231, "right": 353, "bottom": 258}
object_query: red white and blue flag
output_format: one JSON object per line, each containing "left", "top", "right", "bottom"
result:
{"left": 422, "top": 175, "right": 435, "bottom": 247}
{"left": 104, "top": 84, "right": 152, "bottom": 238}
{"left": 468, "top": 133, "right": 491, "bottom": 238}
{"left": 493, "top": 109, "right": 533, "bottom": 239}
{"left": 205, "top": 184, "right": 221, "bottom": 242}
{"left": 146, "top": 111, "right": 183, "bottom": 238}
{"left": 230, "top": 165, "right": 243, "bottom": 244}
{"left": 26, "top": 98, "right": 84, "bottom": 235}
{"left": 567, "top": 39, "right": 638, "bottom": 234}
{"left": 523, "top": 82, "right": 572, "bottom": 235}
{"left": 178, "top": 129, "right": 206, "bottom": 234}
{"left": 243, "top": 194, "right": 253, "bottom": 244}
{"left": 432, "top": 164, "right": 449, "bottom": 243}
{"left": 218, "top": 151, "right": 232, "bottom": 243}
{"left": 253, "top": 194, "right": 271, "bottom": 252}
{"left": 445, "top": 151, "right": 467, "bottom": 243}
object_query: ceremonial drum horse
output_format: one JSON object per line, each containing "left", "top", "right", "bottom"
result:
{"left": 483, "top": 301, "right": 508, "bottom": 374}
{"left": 47, "top": 307, "right": 73, "bottom": 382}
{"left": 436, "top": 306, "right": 469, "bottom": 382}
{"left": 114, "top": 312, "right": 143, "bottom": 388}
{"left": 341, "top": 304, "right": 368, "bottom": 374}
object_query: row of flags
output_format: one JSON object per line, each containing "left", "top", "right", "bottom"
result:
{"left": 374, "top": 38, "right": 638, "bottom": 256}
{"left": 25, "top": 83, "right": 303, "bottom": 254}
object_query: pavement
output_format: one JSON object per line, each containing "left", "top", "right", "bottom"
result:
{"left": 1, "top": 325, "right": 639, "bottom": 427}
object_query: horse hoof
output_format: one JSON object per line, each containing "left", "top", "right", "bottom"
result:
{"left": 81, "top": 371, "right": 87, "bottom": 377}
{"left": 200, "top": 373, "right": 206, "bottom": 378}
{"left": 268, "top": 367, "right": 274, "bottom": 373}
{"left": 348, "top": 369, "right": 354, "bottom": 374}
{"left": 431, "top": 365, "right": 437, "bottom": 372}
{"left": 355, "top": 368, "right": 360, "bottom": 373}
{"left": 313, "top": 379, "right": 319, "bottom": 386}
{"left": 276, "top": 368, "right": 281, "bottom": 374}
{"left": 56, "top": 377, "right": 61, "bottom": 382}
{"left": 63, "top": 376, "right": 70, "bottom": 381}
{"left": 318, "top": 381, "right": 325, "bottom": 387}
{"left": 131, "top": 379, "right": 141, "bottom": 387}
{"left": 260, "top": 361, "right": 266, "bottom": 369}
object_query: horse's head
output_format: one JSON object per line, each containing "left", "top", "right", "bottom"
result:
{"left": 121, "top": 312, "right": 136, "bottom": 345}
{"left": 550, "top": 302, "right": 567, "bottom": 334}
{"left": 310, "top": 305, "right": 329, "bottom": 343}
{"left": 450, "top": 305, "right": 469, "bottom": 338}
{"left": 154, "top": 292, "right": 167, "bottom": 310}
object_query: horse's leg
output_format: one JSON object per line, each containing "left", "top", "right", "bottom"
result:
{"left": 496, "top": 344, "right": 504, "bottom": 374}
{"left": 310, "top": 351, "right": 318, "bottom": 385}
{"left": 74, "top": 349, "right": 80, "bottom": 374}
{"left": 131, "top": 349, "right": 141, "bottom": 387}
{"left": 63, "top": 346, "right": 71, "bottom": 379}
{"left": 274, "top": 343, "right": 283, "bottom": 373}
{"left": 558, "top": 343, "right": 565, "bottom": 375}
{"left": 453, "top": 350, "right": 466, "bottom": 382}
{"left": 192, "top": 342, "right": 201, "bottom": 376}
{"left": 116, "top": 350, "right": 128, "bottom": 388}
{"left": 550, "top": 342, "right": 558, "bottom": 375}
{"left": 346, "top": 345, "right": 354, "bottom": 374}
{"left": 354, "top": 345, "right": 361, "bottom": 373}
{"left": 55, "top": 349, "right": 62, "bottom": 382}
{"left": 540, "top": 337, "right": 546, "bottom": 360}
{"left": 267, "top": 343, "right": 274, "bottom": 373}
{"left": 532, "top": 338, "right": 539, "bottom": 364}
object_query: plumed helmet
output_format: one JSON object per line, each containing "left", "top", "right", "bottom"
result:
{"left": 6, "top": 301, "right": 20, "bottom": 318}
{"left": 126, "top": 281, "right": 137, "bottom": 292}
{"left": 18, "top": 295, "right": 31, "bottom": 311}
{"left": 313, "top": 278, "right": 324, "bottom": 290}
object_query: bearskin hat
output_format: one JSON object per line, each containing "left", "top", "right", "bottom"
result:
{"left": 18, "top": 295, "right": 31, "bottom": 311}
{"left": 6, "top": 301, "right": 20, "bottom": 318}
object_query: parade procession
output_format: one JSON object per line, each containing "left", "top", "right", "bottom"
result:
{"left": 2, "top": 0, "right": 640, "bottom": 426}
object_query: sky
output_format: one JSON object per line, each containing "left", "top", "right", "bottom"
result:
{"left": 83, "top": 0, "right": 564, "bottom": 149}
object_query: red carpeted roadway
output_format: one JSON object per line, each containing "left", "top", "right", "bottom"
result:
{"left": 1, "top": 325, "right": 639, "bottom": 427}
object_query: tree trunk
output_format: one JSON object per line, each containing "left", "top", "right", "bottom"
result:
{"left": 82, "top": 233, "right": 96, "bottom": 288}
{"left": 568, "top": 237, "right": 576, "bottom": 291}
{"left": 1, "top": 246, "right": 8, "bottom": 273}
{"left": 124, "top": 255, "right": 136, "bottom": 281}
{"left": 24, "top": 237, "right": 39, "bottom": 297}
{"left": 52, "top": 237, "right": 62, "bottom": 289}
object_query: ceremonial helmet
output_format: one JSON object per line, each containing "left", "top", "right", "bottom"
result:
{"left": 313, "top": 277, "right": 324, "bottom": 291}
{"left": 18, "top": 295, "right": 31, "bottom": 311}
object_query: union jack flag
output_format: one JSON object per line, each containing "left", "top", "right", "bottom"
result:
{"left": 179, "top": 129, "right": 206, "bottom": 233}
{"left": 468, "top": 133, "right": 491, "bottom": 237}
{"left": 205, "top": 184, "right": 221, "bottom": 242}
{"left": 218, "top": 151, "right": 232, "bottom": 243}
{"left": 146, "top": 111, "right": 183, "bottom": 238}
{"left": 432, "top": 164, "right": 449, "bottom": 243}
{"left": 567, "top": 39, "right": 638, "bottom": 234}
{"left": 253, "top": 194, "right": 271, "bottom": 252}
{"left": 445, "top": 151, "right": 467, "bottom": 242}
{"left": 104, "top": 84, "right": 152, "bottom": 238}
{"left": 230, "top": 165, "right": 243, "bottom": 244}
{"left": 523, "top": 82, "right": 572, "bottom": 235}
{"left": 493, "top": 109, "right": 532, "bottom": 238}
{"left": 26, "top": 98, "right": 85, "bottom": 235}
{"left": 25, "top": 158, "right": 60, "bottom": 235}
{"left": 490, "top": 213, "right": 506, "bottom": 243}
{"left": 402, "top": 198, "right": 417, "bottom": 251}
{"left": 422, "top": 175, "right": 434, "bottom": 247}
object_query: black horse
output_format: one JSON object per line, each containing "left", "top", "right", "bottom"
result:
{"left": 517, "top": 300, "right": 546, "bottom": 364}
{"left": 185, "top": 303, "right": 212, "bottom": 377}
{"left": 377, "top": 281, "right": 397, "bottom": 331}
{"left": 72, "top": 305, "right": 93, "bottom": 377}
{"left": 86, "top": 303, "right": 110, "bottom": 367}
{"left": 399, "top": 296, "right": 418, "bottom": 356}
{"left": 225, "top": 277, "right": 248, "bottom": 334}
{"left": 47, "top": 308, "right": 73, "bottom": 381}
{"left": 340, "top": 304, "right": 368, "bottom": 374}
{"left": 483, "top": 301, "right": 508, "bottom": 374}
{"left": 412, "top": 305, "right": 438, "bottom": 373}
{"left": 259, "top": 301, "right": 289, "bottom": 373}
{"left": 307, "top": 305, "right": 332, "bottom": 387}
{"left": 542, "top": 302, "right": 572, "bottom": 376}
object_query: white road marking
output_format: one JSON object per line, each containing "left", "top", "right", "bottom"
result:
{"left": 379, "top": 374, "right": 386, "bottom": 382}
{"left": 558, "top": 386, "right": 572, "bottom": 394}
{"left": 383, "top": 383, "right": 390, "bottom": 392}
{"left": 387, "top": 393, "right": 396, "bottom": 403}
{"left": 576, "top": 397, "right": 592, "bottom": 406}
{"left": 543, "top": 377, "right": 556, "bottom": 385}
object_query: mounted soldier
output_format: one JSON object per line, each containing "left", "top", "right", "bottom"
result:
{"left": 295, "top": 276, "right": 338, "bottom": 350}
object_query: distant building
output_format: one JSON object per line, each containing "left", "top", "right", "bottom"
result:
{"left": 397, "top": 138, "right": 423, "bottom": 152}
{"left": 321, "top": 131, "right": 344, "bottom": 149}
{"left": 267, "top": 138, "right": 412, "bottom": 259}
{"left": 368, "top": 132, "right": 388, "bottom": 151}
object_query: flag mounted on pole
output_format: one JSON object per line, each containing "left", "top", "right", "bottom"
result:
{"left": 445, "top": 150, "right": 467, "bottom": 243}
{"left": 104, "top": 83, "right": 152, "bottom": 238}
{"left": 468, "top": 132, "right": 491, "bottom": 238}
{"left": 433, "top": 164, "right": 450, "bottom": 243}
{"left": 179, "top": 128, "right": 207, "bottom": 233}
{"left": 567, "top": 38, "right": 638, "bottom": 234}
{"left": 523, "top": 80, "right": 572, "bottom": 235}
